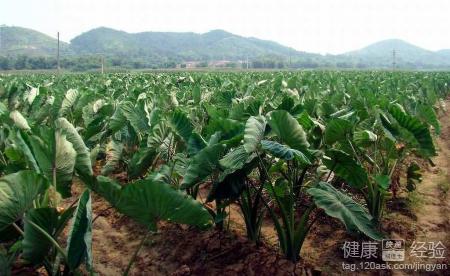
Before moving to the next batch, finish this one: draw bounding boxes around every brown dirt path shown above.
[391,101,450,275]
[418,106,450,246]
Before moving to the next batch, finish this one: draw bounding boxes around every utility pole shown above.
[392,49,396,71]
[246,56,249,70]
[57,32,60,73]
[289,49,292,69]
[101,55,104,74]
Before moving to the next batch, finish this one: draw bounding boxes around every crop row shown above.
[0,71,448,274]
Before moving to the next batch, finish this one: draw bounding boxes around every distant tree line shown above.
[0,54,410,71]
[0,55,181,71]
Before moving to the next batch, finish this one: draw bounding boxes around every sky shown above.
[1,0,450,54]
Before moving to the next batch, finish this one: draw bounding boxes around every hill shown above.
[437,49,450,59]
[69,27,316,61]
[1,25,450,70]
[0,26,71,56]
[338,39,450,69]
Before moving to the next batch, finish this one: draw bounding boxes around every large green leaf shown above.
[181,143,225,189]
[147,122,170,149]
[267,110,309,151]
[0,171,48,231]
[127,148,157,180]
[379,111,399,141]
[55,118,93,183]
[120,101,149,134]
[192,84,201,104]
[406,162,422,192]
[94,176,122,204]
[204,118,244,141]
[22,208,60,264]
[169,109,194,142]
[59,89,79,117]
[187,132,207,156]
[10,131,40,172]
[219,145,256,172]
[96,177,213,231]
[261,140,311,164]
[108,106,127,132]
[101,140,123,175]
[297,111,315,130]
[9,110,31,131]
[66,189,92,271]
[417,104,440,135]
[243,115,266,153]
[0,102,7,116]
[322,149,368,189]
[53,132,77,197]
[388,104,436,157]
[22,206,74,265]
[374,174,390,191]
[353,130,378,147]
[20,127,76,198]
[308,182,383,240]
[324,118,353,145]
[211,147,258,202]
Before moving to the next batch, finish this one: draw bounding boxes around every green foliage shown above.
[406,163,422,192]
[243,115,266,153]
[0,70,448,268]
[181,143,225,189]
[22,208,64,264]
[324,118,352,145]
[322,149,369,189]
[267,110,309,151]
[95,177,213,231]
[66,189,93,271]
[388,104,436,157]
[169,109,194,142]
[0,171,48,231]
[261,140,310,164]
[55,118,94,184]
[308,182,383,240]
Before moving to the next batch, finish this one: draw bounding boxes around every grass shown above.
[407,191,424,211]
[437,179,450,195]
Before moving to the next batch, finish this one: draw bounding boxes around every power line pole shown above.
[101,55,104,74]
[57,32,60,73]
[246,56,249,70]
[392,49,396,71]
[289,49,292,69]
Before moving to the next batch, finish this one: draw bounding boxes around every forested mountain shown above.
[70,27,315,61]
[337,39,450,69]
[0,26,71,56]
[1,25,450,70]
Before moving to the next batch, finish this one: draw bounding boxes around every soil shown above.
[35,101,450,276]
[63,190,317,276]
[390,102,450,275]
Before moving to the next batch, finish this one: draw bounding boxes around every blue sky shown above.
[2,0,450,54]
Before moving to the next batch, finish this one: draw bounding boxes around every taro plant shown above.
[0,171,94,275]
[257,111,382,262]
[0,105,213,275]
[203,110,384,261]
[1,71,449,271]
[319,97,437,225]
[0,105,97,274]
